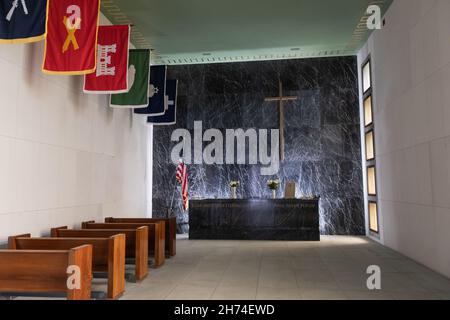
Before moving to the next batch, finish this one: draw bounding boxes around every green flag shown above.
[110,49,150,108]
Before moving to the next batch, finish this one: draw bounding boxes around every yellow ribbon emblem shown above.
[62,16,81,53]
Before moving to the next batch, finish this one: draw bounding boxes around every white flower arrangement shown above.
[267,179,280,190]
[229,181,240,188]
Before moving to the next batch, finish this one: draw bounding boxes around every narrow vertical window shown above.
[363,61,371,93]
[367,166,377,196]
[364,95,373,126]
[365,131,375,161]
[362,56,379,237]
[369,202,379,233]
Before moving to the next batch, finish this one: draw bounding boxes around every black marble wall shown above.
[153,56,364,235]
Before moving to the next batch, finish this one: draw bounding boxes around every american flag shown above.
[176,159,189,211]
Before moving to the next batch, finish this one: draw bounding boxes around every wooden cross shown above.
[264,78,297,161]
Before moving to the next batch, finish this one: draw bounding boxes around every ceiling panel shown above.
[101,0,392,65]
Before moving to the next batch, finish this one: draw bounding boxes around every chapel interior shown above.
[1,0,450,301]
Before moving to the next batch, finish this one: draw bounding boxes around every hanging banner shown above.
[110,49,150,107]
[42,0,101,75]
[148,79,178,125]
[84,25,130,94]
[0,0,46,44]
[134,65,167,116]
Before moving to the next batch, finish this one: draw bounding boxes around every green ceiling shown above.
[101,0,392,65]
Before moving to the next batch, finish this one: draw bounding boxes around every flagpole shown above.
[172,132,188,226]
[167,178,177,218]
[170,160,181,219]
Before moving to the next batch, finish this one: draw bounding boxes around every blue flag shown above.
[148,79,178,125]
[0,0,46,44]
[134,65,167,116]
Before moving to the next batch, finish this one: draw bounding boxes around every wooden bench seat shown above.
[82,221,165,267]
[8,233,125,300]
[51,226,148,281]
[105,217,177,256]
[0,245,92,300]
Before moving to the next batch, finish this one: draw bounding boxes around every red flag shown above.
[176,159,189,211]
[84,25,130,94]
[42,0,100,75]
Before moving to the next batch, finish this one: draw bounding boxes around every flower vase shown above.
[272,189,277,199]
[231,187,237,199]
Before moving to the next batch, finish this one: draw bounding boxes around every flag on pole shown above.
[110,49,150,108]
[84,25,130,94]
[42,0,101,75]
[0,0,46,44]
[134,65,167,116]
[176,159,189,211]
[148,79,178,125]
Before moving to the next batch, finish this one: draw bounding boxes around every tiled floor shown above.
[8,235,450,300]
[116,236,450,300]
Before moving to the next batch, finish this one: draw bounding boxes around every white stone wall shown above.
[358,0,450,278]
[0,22,149,242]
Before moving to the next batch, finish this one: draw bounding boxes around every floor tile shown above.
[300,288,348,300]
[211,286,257,300]
[256,287,302,300]
[165,284,217,300]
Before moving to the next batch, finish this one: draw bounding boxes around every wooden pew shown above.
[51,227,148,281]
[8,233,125,300]
[0,245,92,300]
[82,221,165,267]
[105,217,177,256]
